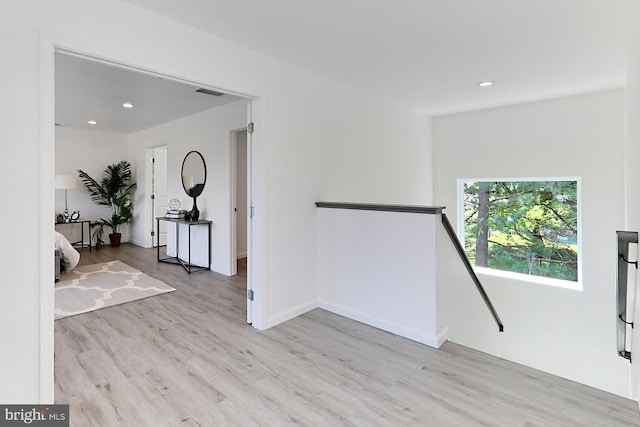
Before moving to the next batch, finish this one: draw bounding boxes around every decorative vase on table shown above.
[190,197,200,221]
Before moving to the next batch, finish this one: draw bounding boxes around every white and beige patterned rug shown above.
[55,260,176,320]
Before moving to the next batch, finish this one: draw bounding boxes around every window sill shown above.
[474,266,582,291]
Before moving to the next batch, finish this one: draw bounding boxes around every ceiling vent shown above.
[195,88,224,96]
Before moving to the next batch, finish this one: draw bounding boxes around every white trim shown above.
[128,238,148,248]
[436,327,451,348]
[318,301,442,348]
[456,176,583,290]
[474,267,582,291]
[263,300,319,330]
[458,175,582,182]
[246,103,254,325]
[248,98,268,329]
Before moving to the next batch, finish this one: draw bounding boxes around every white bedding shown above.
[54,231,80,271]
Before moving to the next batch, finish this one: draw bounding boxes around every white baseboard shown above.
[318,300,441,348]
[237,252,247,259]
[127,238,148,248]
[436,327,450,347]
[263,300,319,329]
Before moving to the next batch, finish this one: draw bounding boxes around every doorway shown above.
[50,48,262,325]
[150,146,168,247]
[231,128,252,323]
[231,129,248,274]
[43,44,264,403]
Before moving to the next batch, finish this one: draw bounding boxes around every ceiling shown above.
[55,53,245,134]
[57,1,635,132]
[120,0,634,115]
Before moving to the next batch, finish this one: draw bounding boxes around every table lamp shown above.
[55,175,78,222]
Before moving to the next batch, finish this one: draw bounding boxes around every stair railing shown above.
[617,230,638,362]
[441,213,504,332]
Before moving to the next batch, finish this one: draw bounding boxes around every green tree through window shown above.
[463,180,579,282]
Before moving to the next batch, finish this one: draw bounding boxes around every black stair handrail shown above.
[441,213,504,332]
[616,230,637,362]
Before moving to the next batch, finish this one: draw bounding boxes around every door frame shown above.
[146,145,168,248]
[41,41,267,401]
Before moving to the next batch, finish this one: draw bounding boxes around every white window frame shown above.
[457,177,583,291]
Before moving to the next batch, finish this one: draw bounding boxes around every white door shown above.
[152,146,168,246]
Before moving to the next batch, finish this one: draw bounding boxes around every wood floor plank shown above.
[54,245,640,426]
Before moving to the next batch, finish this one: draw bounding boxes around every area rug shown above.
[55,260,176,320]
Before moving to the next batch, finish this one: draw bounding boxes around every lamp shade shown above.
[55,175,78,190]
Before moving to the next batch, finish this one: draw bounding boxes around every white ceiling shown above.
[55,53,245,134]
[121,0,635,115]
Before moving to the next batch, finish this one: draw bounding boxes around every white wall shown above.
[433,89,629,396]
[1,7,42,401]
[316,102,433,204]
[128,100,248,274]
[3,0,433,403]
[317,208,440,347]
[55,127,129,244]
[259,77,433,326]
[626,2,640,401]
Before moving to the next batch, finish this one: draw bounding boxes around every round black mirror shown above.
[182,151,206,197]
[181,151,206,220]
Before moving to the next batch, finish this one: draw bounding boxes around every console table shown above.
[156,217,212,273]
[55,219,91,252]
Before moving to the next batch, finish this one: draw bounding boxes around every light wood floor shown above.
[55,244,640,426]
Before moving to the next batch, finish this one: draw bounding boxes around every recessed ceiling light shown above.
[477,81,494,87]
[122,102,134,109]
[88,120,98,125]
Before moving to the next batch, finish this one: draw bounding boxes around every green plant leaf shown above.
[78,160,136,243]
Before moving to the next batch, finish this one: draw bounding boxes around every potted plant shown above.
[78,160,136,248]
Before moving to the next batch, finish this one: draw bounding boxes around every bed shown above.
[55,230,80,274]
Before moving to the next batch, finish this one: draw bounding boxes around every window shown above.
[459,178,580,285]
